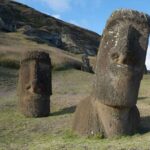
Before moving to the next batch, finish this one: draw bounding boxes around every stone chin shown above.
[21,93,50,117]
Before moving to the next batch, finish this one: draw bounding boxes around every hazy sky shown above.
[15,0,150,69]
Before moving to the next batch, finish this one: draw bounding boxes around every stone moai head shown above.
[95,9,150,107]
[73,9,150,138]
[18,51,52,117]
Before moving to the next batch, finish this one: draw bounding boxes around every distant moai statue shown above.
[73,9,150,137]
[81,53,93,73]
[18,51,52,117]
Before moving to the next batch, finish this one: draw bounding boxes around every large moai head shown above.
[73,9,150,138]
[18,51,52,117]
[95,9,150,107]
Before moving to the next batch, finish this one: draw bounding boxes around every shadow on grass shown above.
[139,116,150,134]
[138,97,148,100]
[51,106,76,116]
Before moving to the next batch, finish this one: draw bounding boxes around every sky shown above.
[15,0,150,69]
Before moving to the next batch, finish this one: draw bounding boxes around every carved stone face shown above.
[21,59,51,96]
[18,51,51,117]
[95,10,150,107]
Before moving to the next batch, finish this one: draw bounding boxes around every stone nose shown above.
[111,50,134,66]
[111,52,126,64]
[117,53,127,65]
[26,79,38,93]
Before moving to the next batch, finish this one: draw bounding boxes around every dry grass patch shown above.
[0,67,150,150]
[0,31,82,70]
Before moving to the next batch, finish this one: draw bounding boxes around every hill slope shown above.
[0,67,150,149]
[0,0,100,55]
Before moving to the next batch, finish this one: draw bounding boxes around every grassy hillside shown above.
[0,31,83,70]
[0,67,150,150]
[0,0,100,55]
[0,0,100,73]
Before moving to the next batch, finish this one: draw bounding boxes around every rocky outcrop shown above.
[81,54,94,73]
[0,17,16,32]
[0,0,100,55]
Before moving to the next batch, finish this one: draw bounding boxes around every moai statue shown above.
[18,51,52,117]
[81,54,93,73]
[73,9,150,137]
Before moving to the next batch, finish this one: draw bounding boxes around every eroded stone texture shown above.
[81,54,94,73]
[73,9,150,137]
[95,11,150,107]
[18,51,52,117]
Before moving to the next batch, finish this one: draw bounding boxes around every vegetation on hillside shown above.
[0,67,150,150]
[0,0,100,54]
[0,31,82,70]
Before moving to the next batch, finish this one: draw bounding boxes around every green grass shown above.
[0,58,20,69]
[0,67,150,150]
[0,31,82,70]
[0,51,20,69]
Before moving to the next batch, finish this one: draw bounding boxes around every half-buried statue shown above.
[18,51,52,117]
[73,9,150,137]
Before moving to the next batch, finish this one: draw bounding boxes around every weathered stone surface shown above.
[95,9,150,107]
[94,101,140,137]
[0,17,4,28]
[25,28,62,47]
[81,54,94,73]
[73,98,103,136]
[0,17,16,32]
[18,51,52,117]
[73,98,140,137]
[73,9,150,137]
